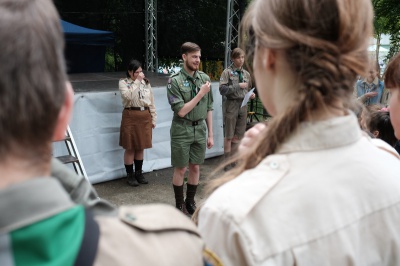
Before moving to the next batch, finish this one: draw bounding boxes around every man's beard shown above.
[185,62,198,72]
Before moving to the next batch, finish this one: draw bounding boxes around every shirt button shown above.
[269,162,279,169]
[125,213,136,221]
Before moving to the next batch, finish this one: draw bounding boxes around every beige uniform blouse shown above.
[119,78,157,125]
[198,113,400,265]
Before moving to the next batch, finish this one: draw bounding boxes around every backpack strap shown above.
[74,209,100,266]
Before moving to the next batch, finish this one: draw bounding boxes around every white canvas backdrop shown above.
[53,82,224,184]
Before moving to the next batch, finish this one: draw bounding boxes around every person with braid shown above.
[195,0,400,264]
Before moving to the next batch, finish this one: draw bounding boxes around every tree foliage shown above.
[373,0,400,60]
[54,0,230,72]
[55,0,145,71]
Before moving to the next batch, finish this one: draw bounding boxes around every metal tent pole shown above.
[224,0,241,68]
[145,0,158,72]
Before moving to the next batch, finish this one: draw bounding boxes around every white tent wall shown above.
[53,82,224,184]
[370,34,392,63]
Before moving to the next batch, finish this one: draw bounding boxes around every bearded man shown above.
[167,42,214,214]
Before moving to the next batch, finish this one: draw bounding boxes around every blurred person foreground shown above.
[0,0,220,265]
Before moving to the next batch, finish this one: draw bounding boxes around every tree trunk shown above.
[376,33,381,64]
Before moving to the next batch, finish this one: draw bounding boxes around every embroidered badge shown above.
[167,77,173,89]
[168,95,177,104]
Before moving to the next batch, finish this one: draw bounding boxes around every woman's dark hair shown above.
[125,59,149,84]
[126,59,142,78]
[368,111,397,147]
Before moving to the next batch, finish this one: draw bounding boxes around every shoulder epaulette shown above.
[198,71,211,79]
[170,72,179,78]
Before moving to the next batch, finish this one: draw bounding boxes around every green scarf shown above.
[235,70,243,82]
[187,76,198,98]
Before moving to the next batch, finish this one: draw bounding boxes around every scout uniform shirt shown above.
[1,177,215,266]
[119,77,157,125]
[219,65,252,100]
[167,68,213,122]
[199,113,400,265]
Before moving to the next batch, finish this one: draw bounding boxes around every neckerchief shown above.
[187,76,199,99]
[235,69,243,82]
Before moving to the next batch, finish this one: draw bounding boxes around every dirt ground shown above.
[93,155,223,208]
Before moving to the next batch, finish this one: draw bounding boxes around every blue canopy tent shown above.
[61,20,115,73]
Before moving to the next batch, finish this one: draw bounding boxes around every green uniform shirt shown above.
[219,66,252,100]
[167,68,213,121]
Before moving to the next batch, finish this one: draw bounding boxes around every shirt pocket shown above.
[179,86,192,103]
[230,75,239,85]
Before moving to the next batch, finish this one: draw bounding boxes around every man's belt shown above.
[125,107,149,111]
[173,118,204,126]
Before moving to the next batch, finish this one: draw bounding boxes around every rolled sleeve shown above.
[167,79,185,113]
[198,206,248,265]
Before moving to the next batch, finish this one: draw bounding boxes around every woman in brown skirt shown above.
[119,59,156,186]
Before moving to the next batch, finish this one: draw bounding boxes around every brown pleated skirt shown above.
[119,109,152,150]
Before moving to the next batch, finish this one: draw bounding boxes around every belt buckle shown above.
[193,121,198,126]
[140,107,145,111]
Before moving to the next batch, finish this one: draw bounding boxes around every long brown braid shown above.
[192,0,373,222]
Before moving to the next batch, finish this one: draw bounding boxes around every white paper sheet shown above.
[241,88,255,108]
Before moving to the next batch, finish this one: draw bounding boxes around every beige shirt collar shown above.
[278,112,362,154]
